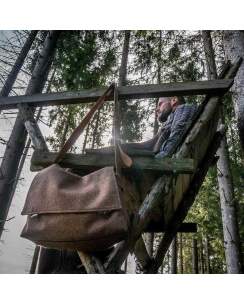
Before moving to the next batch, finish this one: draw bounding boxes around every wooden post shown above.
[170,237,178,274]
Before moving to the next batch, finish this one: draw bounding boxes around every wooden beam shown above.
[145,222,197,233]
[30,150,195,175]
[0,79,233,110]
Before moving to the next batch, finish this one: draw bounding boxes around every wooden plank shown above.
[145,222,197,233]
[30,150,195,174]
[0,79,233,110]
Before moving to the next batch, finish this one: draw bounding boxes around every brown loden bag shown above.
[21,84,130,252]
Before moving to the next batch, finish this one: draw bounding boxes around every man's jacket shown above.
[154,103,198,157]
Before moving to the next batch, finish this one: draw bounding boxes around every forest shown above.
[0,30,244,274]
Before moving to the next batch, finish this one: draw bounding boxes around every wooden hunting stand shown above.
[0,57,242,274]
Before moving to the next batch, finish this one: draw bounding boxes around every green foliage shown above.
[46,30,119,151]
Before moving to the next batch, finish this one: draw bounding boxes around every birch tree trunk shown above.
[223,31,244,154]
[217,137,243,273]
[202,30,242,273]
[0,31,61,238]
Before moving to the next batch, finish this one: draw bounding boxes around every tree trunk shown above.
[0,31,61,238]
[199,237,205,274]
[91,109,101,149]
[204,236,211,273]
[223,31,244,154]
[170,236,177,274]
[82,121,90,153]
[153,30,162,135]
[118,30,130,142]
[0,31,38,98]
[28,71,56,274]
[179,233,184,274]
[60,112,71,148]
[192,237,198,274]
[117,31,136,273]
[217,136,243,273]
[118,31,130,87]
[202,31,218,79]
[146,31,163,257]
[167,249,170,273]
[202,30,243,273]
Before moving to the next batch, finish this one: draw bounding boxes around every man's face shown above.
[156,98,172,123]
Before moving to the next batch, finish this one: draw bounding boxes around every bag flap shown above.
[22,165,122,215]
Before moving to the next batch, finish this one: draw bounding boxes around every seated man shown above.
[98,95,198,158]
[126,96,198,157]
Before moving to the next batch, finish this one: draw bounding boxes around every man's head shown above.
[156,96,185,123]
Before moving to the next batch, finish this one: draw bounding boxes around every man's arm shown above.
[155,104,198,158]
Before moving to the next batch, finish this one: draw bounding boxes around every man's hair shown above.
[158,96,185,104]
[175,96,185,104]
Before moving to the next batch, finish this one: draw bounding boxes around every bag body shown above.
[21,165,129,252]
